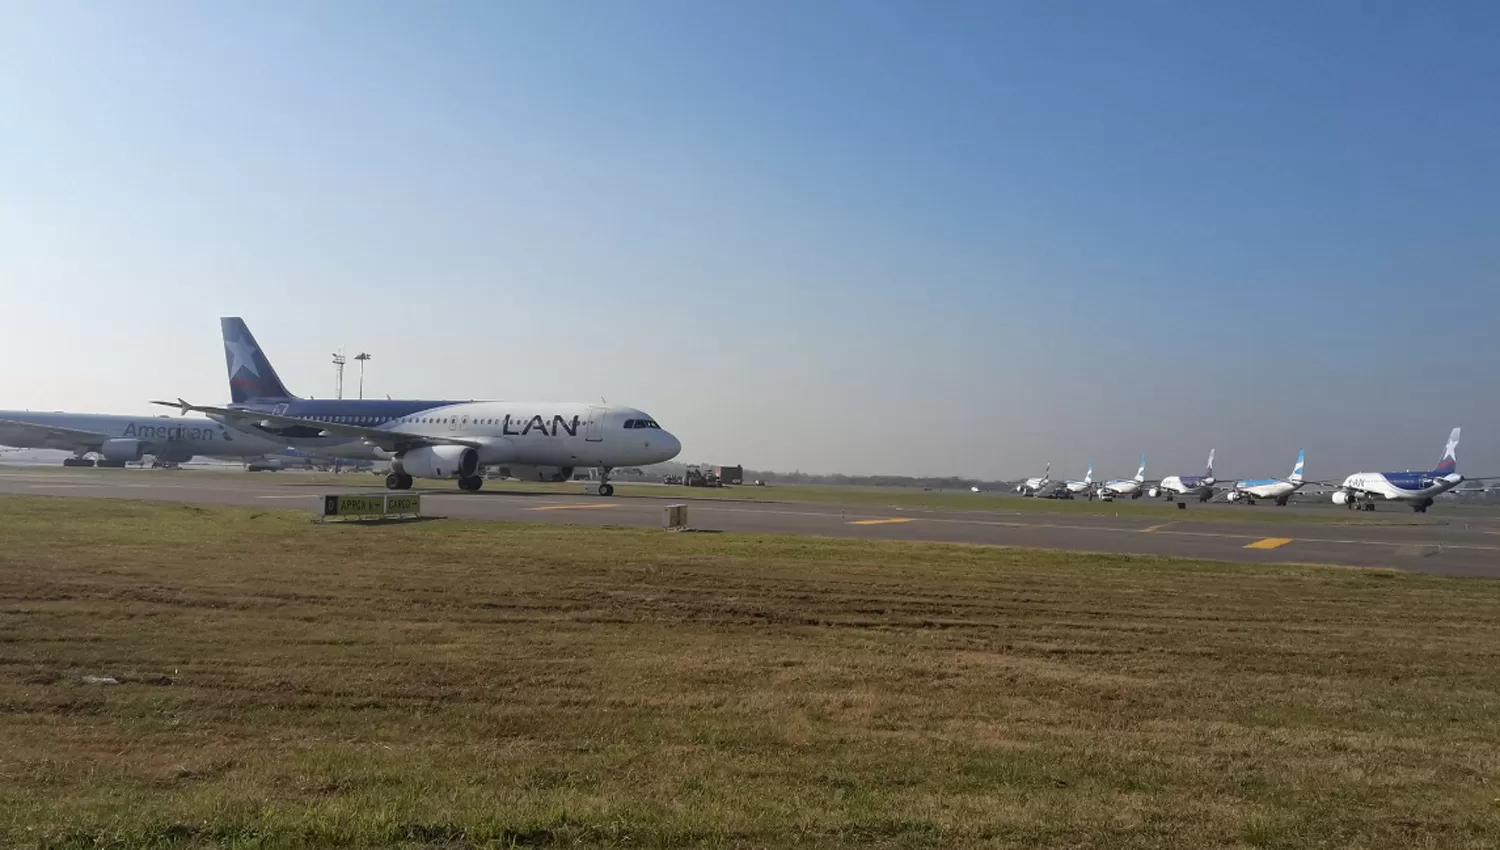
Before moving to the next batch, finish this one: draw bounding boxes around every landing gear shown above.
[1199,491,1213,503]
[62,456,94,468]
[458,475,483,492]
[95,460,127,469]
[1275,495,1289,507]
[1412,499,1433,514]
[385,472,414,491]
[597,467,614,497]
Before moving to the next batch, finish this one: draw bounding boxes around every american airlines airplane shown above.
[156,318,682,495]
[1095,456,1147,499]
[0,411,287,467]
[1151,449,1216,503]
[1224,450,1306,506]
[1014,462,1051,496]
[1331,428,1469,513]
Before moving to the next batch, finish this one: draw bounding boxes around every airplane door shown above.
[453,414,467,432]
[585,407,604,442]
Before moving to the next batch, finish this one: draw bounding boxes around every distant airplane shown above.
[156,317,682,495]
[0,412,286,467]
[1061,462,1094,495]
[1152,449,1217,503]
[1096,455,1147,499]
[1331,428,1479,513]
[1224,450,1307,506]
[1014,462,1051,496]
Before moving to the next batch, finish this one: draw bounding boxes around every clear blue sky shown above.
[1,1,1497,478]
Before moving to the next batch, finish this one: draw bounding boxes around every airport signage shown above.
[321,492,421,522]
[663,503,688,531]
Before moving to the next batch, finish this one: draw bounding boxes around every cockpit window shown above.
[624,419,637,429]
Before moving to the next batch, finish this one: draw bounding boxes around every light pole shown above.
[332,351,346,399]
[354,352,372,399]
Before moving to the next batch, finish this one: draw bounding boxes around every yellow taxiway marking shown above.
[528,503,619,511]
[850,517,916,526]
[1141,523,1174,533]
[1244,537,1295,550]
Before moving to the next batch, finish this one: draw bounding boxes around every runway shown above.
[6,466,1500,578]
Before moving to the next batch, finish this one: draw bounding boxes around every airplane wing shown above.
[150,399,485,453]
[0,417,107,452]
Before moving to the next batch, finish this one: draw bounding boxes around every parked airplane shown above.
[1062,462,1094,495]
[1224,450,1306,506]
[1331,428,1468,513]
[155,318,682,494]
[1096,456,1147,499]
[1015,462,1051,496]
[0,411,286,467]
[1150,449,1216,503]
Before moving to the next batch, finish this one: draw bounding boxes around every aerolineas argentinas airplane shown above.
[154,318,682,495]
[1062,462,1093,495]
[1015,462,1051,496]
[1331,428,1469,513]
[1224,450,1306,506]
[1150,449,1216,503]
[1096,456,1147,499]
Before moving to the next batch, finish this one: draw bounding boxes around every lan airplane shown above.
[1331,428,1470,513]
[0,411,287,467]
[1014,462,1051,496]
[1096,455,1147,499]
[156,318,681,495]
[1151,449,1217,503]
[1224,450,1306,506]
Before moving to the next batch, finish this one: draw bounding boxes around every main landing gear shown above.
[1411,499,1433,514]
[385,472,414,491]
[597,467,615,497]
[62,456,94,468]
[458,475,483,492]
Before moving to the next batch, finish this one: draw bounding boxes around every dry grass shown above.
[1,495,1499,849]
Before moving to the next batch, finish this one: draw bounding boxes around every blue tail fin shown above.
[1205,448,1215,478]
[1433,427,1460,476]
[1290,449,1305,483]
[221,317,297,404]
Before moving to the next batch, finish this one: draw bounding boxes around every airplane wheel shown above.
[458,475,482,492]
[385,473,403,491]
[1276,496,1288,506]
[598,483,614,497]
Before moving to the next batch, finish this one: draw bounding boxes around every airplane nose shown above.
[658,431,682,461]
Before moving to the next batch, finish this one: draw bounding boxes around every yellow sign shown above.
[321,493,421,520]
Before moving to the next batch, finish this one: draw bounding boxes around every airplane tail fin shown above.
[1043,462,1050,480]
[1084,462,1093,485]
[1433,427,1460,476]
[221,317,297,404]
[1134,454,1146,482]
[1206,448,1215,478]
[1290,449,1305,483]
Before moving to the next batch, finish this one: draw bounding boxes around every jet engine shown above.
[394,445,479,480]
[1148,487,1160,498]
[99,438,144,463]
[504,465,575,482]
[1226,491,1241,502]
[1331,491,1350,505]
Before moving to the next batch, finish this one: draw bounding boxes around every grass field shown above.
[3,496,1500,848]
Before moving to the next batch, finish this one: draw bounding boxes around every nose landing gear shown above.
[597,466,614,497]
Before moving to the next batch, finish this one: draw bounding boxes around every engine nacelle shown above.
[394,445,479,480]
[1226,491,1241,502]
[1331,491,1350,505]
[99,438,144,462]
[503,465,575,482]
[1148,487,1160,498]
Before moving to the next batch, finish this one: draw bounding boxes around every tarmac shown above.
[6,465,1500,578]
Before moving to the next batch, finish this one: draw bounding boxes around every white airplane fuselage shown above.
[1336,472,1463,503]
[0,411,285,462]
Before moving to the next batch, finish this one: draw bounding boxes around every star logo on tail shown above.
[225,337,260,377]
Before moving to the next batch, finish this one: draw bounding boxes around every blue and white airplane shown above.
[1096,455,1147,499]
[1061,462,1094,495]
[157,318,682,495]
[1015,462,1051,496]
[1223,450,1306,506]
[1151,449,1217,503]
[1331,428,1469,513]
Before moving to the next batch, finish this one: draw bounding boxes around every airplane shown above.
[154,317,682,495]
[0,411,288,467]
[1014,462,1051,496]
[1061,462,1094,495]
[1095,455,1147,499]
[1150,449,1217,503]
[1331,428,1471,513]
[1223,450,1306,506]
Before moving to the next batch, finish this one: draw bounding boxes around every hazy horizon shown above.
[2,1,1497,480]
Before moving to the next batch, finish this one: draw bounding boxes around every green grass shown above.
[3,495,1500,848]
